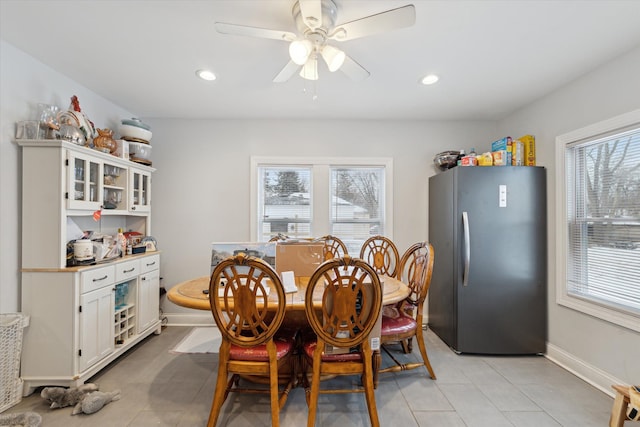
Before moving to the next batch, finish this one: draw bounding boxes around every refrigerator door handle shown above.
[462,211,470,286]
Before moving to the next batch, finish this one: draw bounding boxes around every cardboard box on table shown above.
[274,241,324,278]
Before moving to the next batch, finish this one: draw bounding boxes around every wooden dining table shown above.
[167,274,410,313]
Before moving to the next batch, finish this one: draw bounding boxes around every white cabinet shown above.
[138,254,160,333]
[68,150,102,210]
[129,167,151,212]
[80,285,114,372]
[17,140,161,395]
[17,140,155,269]
[20,254,162,395]
[79,267,117,371]
[103,161,128,212]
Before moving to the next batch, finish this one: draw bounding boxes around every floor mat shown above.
[170,327,221,354]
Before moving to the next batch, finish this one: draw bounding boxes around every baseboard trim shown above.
[165,312,214,327]
[545,342,624,398]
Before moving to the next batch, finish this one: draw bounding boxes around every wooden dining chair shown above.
[377,242,436,385]
[318,234,349,260]
[207,253,296,427]
[302,255,383,427]
[359,235,400,277]
[269,233,289,242]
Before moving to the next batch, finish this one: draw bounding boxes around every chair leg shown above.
[400,338,410,354]
[373,351,381,389]
[609,386,629,427]
[415,328,436,380]
[207,362,230,427]
[363,349,380,427]
[279,360,295,409]
[265,341,280,426]
[270,362,280,426]
[307,345,323,427]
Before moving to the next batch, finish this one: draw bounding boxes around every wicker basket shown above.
[0,313,29,413]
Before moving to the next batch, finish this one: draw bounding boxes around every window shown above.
[330,167,385,253]
[556,110,640,331]
[251,157,392,252]
[257,166,312,239]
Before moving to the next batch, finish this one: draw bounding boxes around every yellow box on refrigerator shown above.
[519,135,536,166]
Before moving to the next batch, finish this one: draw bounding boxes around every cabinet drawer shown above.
[81,266,115,294]
[115,259,140,283]
[140,254,160,274]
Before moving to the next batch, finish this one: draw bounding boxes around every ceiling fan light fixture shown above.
[289,39,313,65]
[321,44,345,72]
[196,69,217,81]
[300,56,318,80]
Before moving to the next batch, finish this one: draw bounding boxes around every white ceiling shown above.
[2,0,640,121]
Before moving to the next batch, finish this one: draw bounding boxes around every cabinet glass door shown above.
[68,152,102,210]
[103,162,127,212]
[129,168,151,212]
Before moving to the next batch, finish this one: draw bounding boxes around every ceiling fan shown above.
[215,0,415,82]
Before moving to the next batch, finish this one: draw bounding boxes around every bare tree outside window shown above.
[586,136,640,219]
[334,169,380,217]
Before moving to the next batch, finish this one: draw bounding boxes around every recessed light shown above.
[421,74,439,85]
[196,69,216,81]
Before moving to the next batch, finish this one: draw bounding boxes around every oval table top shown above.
[167,274,410,311]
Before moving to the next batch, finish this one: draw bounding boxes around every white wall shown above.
[146,118,497,320]
[497,46,640,389]
[0,40,135,312]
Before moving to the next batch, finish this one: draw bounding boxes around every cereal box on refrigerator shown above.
[491,137,512,165]
[518,135,536,166]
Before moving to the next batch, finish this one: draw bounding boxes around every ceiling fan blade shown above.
[298,0,322,30]
[215,22,296,42]
[330,4,416,41]
[273,60,302,83]
[339,55,370,81]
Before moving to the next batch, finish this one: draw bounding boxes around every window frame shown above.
[250,156,393,244]
[555,109,640,332]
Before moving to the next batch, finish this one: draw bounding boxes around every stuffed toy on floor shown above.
[40,384,120,415]
[40,383,98,409]
[71,390,121,415]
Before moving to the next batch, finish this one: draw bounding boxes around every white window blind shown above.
[330,167,385,254]
[566,127,640,314]
[257,166,312,241]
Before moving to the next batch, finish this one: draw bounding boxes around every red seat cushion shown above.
[381,312,417,336]
[302,340,363,362]
[229,334,295,362]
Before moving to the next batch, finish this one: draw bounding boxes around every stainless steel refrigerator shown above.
[428,166,547,354]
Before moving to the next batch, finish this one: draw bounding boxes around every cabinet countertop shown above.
[21,251,161,273]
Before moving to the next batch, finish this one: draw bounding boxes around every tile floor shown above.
[7,326,620,427]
